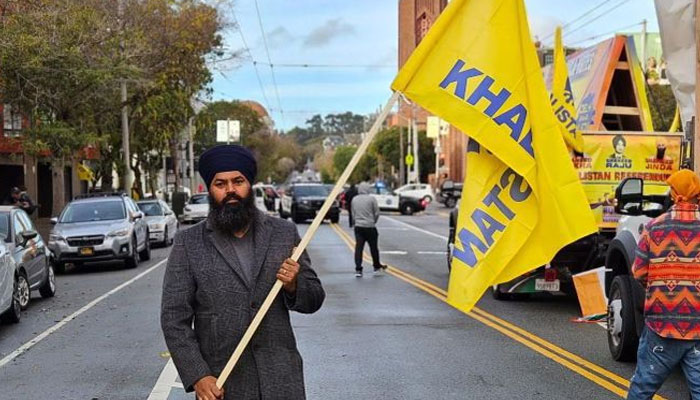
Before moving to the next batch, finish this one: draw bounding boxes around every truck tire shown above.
[607,275,639,362]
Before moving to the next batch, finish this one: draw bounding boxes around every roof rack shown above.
[73,191,128,200]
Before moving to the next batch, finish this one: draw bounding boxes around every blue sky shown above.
[210,0,660,131]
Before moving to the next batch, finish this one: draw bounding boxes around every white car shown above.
[137,200,179,247]
[181,194,209,224]
[394,183,435,202]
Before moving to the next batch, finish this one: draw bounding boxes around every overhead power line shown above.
[228,8,272,114]
[252,61,396,69]
[540,0,612,42]
[559,0,633,42]
[568,21,644,46]
[253,0,285,128]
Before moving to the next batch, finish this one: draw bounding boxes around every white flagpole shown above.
[216,91,400,389]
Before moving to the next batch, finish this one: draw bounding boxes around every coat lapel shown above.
[206,219,251,290]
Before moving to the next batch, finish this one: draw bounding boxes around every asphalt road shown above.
[0,204,691,399]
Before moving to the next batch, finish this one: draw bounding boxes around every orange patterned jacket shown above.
[633,202,700,340]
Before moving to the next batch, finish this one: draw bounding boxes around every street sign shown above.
[405,153,414,166]
[427,116,440,138]
[216,120,240,143]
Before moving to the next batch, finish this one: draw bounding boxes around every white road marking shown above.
[382,216,448,242]
[417,251,448,255]
[381,251,408,255]
[0,259,167,369]
[148,358,181,400]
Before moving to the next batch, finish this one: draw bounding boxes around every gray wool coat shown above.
[160,210,325,400]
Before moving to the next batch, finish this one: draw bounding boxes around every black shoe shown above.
[355,270,363,278]
[373,265,387,274]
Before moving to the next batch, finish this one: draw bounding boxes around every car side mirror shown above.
[615,178,644,215]
[164,210,173,216]
[19,230,38,246]
[131,211,144,221]
[50,217,58,225]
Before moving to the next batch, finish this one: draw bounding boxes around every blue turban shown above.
[198,144,257,188]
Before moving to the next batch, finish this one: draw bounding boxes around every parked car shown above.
[48,192,150,271]
[137,200,178,247]
[181,193,210,224]
[253,184,281,213]
[369,184,427,216]
[604,178,669,361]
[0,240,21,323]
[0,206,55,310]
[279,183,340,223]
[438,180,463,208]
[394,183,435,203]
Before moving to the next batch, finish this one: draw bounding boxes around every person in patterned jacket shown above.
[628,169,700,399]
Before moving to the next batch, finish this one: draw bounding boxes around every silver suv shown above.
[48,193,151,272]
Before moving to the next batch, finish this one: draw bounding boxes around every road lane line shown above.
[0,258,167,369]
[381,251,408,255]
[329,224,665,400]
[382,216,448,242]
[147,358,180,400]
[416,251,447,255]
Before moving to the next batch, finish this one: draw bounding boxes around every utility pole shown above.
[399,126,405,186]
[641,19,647,72]
[119,0,132,192]
[412,105,420,183]
[407,113,413,183]
[188,116,195,194]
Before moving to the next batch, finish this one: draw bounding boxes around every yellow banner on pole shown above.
[551,26,584,153]
[391,0,596,311]
[77,162,94,182]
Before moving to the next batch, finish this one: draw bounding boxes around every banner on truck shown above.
[575,132,683,228]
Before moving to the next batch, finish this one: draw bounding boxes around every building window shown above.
[3,104,22,137]
[544,53,554,66]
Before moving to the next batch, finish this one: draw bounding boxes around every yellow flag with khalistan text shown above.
[551,26,584,153]
[391,0,597,312]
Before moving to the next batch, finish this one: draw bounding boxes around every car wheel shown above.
[17,272,30,310]
[166,227,174,246]
[607,275,639,362]
[39,262,56,298]
[423,195,433,203]
[1,275,21,324]
[445,197,457,208]
[292,208,304,224]
[125,237,138,269]
[330,214,340,224]
[400,203,415,215]
[139,233,151,261]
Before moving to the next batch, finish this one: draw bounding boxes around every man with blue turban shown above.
[161,144,325,400]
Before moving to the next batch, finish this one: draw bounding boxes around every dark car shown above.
[280,183,341,224]
[438,180,463,208]
[0,206,56,311]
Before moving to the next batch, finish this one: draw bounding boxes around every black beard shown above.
[209,191,256,236]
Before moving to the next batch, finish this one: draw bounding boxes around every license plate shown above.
[535,279,560,292]
[79,247,94,256]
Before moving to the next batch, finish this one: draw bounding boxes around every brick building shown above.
[395,0,467,184]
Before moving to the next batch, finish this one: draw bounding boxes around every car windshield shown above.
[0,212,8,240]
[138,202,163,216]
[189,195,208,204]
[60,201,126,223]
[295,186,328,197]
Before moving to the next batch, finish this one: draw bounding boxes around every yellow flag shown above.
[551,26,584,153]
[391,0,597,312]
[77,162,94,181]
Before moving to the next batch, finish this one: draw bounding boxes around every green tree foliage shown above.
[195,101,265,155]
[647,84,678,132]
[332,145,376,183]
